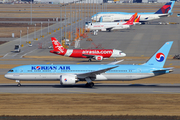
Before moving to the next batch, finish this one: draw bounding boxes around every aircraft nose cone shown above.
[122,53,126,57]
[4,73,10,79]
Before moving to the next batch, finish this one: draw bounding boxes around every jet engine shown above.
[94,56,103,61]
[60,75,78,85]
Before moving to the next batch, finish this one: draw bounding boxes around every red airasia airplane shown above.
[50,37,126,61]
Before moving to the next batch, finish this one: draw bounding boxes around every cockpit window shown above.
[8,70,14,72]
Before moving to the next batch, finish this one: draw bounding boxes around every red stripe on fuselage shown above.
[69,49,113,58]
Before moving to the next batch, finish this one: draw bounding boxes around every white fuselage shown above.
[92,13,168,22]
[85,22,130,31]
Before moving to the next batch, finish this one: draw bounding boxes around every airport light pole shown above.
[41,22,43,37]
[96,0,97,22]
[88,0,89,20]
[101,2,103,12]
[60,5,62,44]
[31,0,32,25]
[93,0,94,19]
[48,19,49,34]
[20,30,22,46]
[81,0,83,30]
[70,3,72,41]
[75,1,77,34]
[79,2,80,39]
[34,24,36,40]
[84,0,86,24]
[27,27,29,43]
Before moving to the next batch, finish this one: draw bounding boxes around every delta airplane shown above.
[5,41,173,87]
[86,13,137,33]
[50,37,126,61]
[91,1,175,23]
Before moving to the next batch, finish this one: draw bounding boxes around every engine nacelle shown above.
[95,56,103,61]
[60,75,78,85]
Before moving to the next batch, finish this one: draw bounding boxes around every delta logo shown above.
[155,53,165,62]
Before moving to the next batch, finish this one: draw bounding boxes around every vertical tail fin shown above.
[99,16,103,22]
[134,15,140,23]
[123,13,137,25]
[155,1,175,14]
[143,41,173,68]
[51,37,67,54]
[133,13,138,22]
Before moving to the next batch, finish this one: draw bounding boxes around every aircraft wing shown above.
[77,66,118,78]
[104,27,114,31]
[159,14,169,17]
[82,54,95,58]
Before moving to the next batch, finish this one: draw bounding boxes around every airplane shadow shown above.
[0,84,180,89]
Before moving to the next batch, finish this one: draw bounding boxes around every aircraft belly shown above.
[95,73,154,81]
[7,73,60,81]
[7,73,154,81]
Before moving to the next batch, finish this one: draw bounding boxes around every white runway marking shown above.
[2,52,10,58]
[20,49,37,58]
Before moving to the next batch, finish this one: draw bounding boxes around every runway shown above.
[0,83,180,94]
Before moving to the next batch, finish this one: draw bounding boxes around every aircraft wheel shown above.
[89,82,94,88]
[85,82,94,88]
[17,83,21,87]
[88,59,92,62]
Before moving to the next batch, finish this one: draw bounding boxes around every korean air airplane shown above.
[91,1,175,23]
[5,41,173,87]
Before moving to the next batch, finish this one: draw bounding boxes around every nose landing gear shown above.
[16,80,21,87]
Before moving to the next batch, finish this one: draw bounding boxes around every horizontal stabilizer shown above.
[152,67,174,72]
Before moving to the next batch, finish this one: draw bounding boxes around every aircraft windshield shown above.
[8,70,14,72]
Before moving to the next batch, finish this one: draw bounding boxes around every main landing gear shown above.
[88,58,92,62]
[85,82,94,88]
[16,80,21,87]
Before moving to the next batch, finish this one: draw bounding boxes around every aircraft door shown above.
[137,68,141,73]
[19,68,23,73]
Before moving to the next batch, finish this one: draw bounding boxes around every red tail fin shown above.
[133,13,138,22]
[135,15,140,22]
[51,37,66,54]
[123,13,137,25]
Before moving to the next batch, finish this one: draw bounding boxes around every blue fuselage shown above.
[5,64,170,81]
